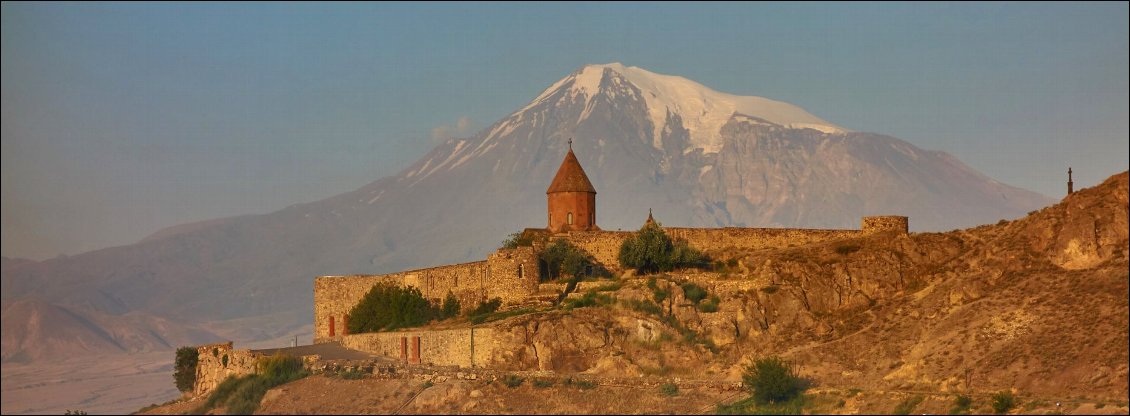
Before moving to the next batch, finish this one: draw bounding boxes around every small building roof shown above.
[547,148,597,194]
[644,208,656,226]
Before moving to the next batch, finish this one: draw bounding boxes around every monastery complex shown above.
[312,144,908,343]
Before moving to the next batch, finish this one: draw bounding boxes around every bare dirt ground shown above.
[255,375,736,415]
[139,374,1129,415]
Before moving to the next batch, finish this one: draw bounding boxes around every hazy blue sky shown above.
[3,2,1127,259]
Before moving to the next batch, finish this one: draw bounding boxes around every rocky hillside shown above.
[142,172,1127,415]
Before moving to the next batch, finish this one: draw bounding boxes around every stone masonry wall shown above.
[315,274,408,343]
[314,217,908,344]
[861,215,909,235]
[561,227,864,271]
[484,247,540,303]
[339,327,496,368]
[561,231,633,270]
[193,342,257,396]
[315,248,539,343]
[664,227,862,252]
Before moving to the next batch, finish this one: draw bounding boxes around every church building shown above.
[546,141,599,233]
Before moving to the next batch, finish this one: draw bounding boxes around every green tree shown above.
[540,239,603,280]
[347,283,439,333]
[441,292,461,319]
[500,231,536,249]
[618,223,708,274]
[174,346,199,393]
[742,356,806,405]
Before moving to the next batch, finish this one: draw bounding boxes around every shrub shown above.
[470,306,535,324]
[470,297,502,317]
[618,223,708,274]
[533,378,554,388]
[716,395,806,415]
[500,231,536,249]
[681,282,708,304]
[441,292,461,319]
[659,382,679,396]
[648,278,670,304]
[223,376,271,415]
[991,391,1016,414]
[562,291,614,310]
[699,295,720,313]
[951,394,973,414]
[503,374,525,388]
[573,379,596,389]
[195,354,307,415]
[742,356,806,405]
[347,283,439,333]
[835,244,861,255]
[257,354,307,386]
[590,280,623,292]
[893,395,924,415]
[174,346,198,393]
[467,296,503,325]
[622,298,662,316]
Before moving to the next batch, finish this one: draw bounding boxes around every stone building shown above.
[312,143,909,343]
[546,141,599,233]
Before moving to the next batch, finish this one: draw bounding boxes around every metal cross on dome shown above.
[568,138,572,149]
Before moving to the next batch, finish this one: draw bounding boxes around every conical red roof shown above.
[546,148,596,194]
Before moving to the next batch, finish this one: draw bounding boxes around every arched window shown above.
[517,264,524,279]
[567,212,573,225]
[590,212,594,225]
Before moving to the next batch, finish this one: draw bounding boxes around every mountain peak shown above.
[525,63,846,153]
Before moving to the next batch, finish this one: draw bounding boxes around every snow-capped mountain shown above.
[519,62,844,152]
[1,63,1054,359]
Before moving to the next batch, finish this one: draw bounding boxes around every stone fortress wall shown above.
[861,215,909,235]
[314,216,908,343]
[193,342,258,396]
[339,327,496,368]
[315,247,538,343]
[560,216,908,269]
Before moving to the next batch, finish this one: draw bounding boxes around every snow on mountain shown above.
[522,63,845,153]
